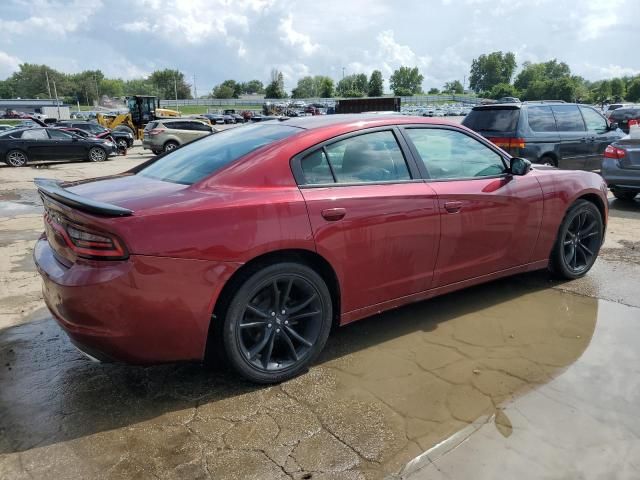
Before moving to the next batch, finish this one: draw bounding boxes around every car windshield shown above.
[462,107,519,132]
[138,123,302,185]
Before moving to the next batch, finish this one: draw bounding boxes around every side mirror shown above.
[609,122,619,131]
[510,157,532,175]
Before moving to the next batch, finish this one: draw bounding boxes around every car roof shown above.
[278,114,459,129]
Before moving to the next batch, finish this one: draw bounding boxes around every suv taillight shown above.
[604,145,626,159]
[487,137,526,150]
[629,119,639,129]
[45,213,128,260]
[147,128,165,136]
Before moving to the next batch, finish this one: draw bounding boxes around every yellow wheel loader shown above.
[96,96,180,140]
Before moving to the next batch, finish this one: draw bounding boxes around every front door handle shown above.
[321,207,346,221]
[443,201,462,214]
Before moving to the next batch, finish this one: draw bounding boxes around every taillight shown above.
[487,137,526,149]
[45,213,128,260]
[629,119,639,129]
[604,145,626,159]
[147,128,165,136]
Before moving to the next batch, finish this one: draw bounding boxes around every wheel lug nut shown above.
[276,328,280,333]
[267,324,272,328]
[271,312,276,316]
[284,320,288,325]
[281,310,286,314]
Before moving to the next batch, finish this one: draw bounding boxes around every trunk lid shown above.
[616,139,640,170]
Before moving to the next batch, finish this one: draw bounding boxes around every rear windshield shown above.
[138,123,301,185]
[610,108,640,121]
[462,108,519,132]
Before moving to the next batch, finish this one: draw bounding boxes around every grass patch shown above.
[0,119,22,125]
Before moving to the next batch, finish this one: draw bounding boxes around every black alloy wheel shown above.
[550,200,603,279]
[222,263,332,383]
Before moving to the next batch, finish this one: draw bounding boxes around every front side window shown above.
[48,129,74,139]
[139,123,301,185]
[551,105,585,132]
[22,129,49,140]
[579,106,608,133]
[324,130,410,183]
[406,128,506,179]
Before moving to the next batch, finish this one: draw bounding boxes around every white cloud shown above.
[278,14,319,56]
[0,0,102,36]
[0,51,21,78]
[579,0,624,40]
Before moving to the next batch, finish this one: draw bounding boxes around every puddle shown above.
[1,276,636,479]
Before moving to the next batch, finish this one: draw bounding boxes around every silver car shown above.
[143,119,215,154]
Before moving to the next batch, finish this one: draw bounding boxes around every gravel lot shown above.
[1,141,640,480]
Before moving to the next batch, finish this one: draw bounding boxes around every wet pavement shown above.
[1,155,640,479]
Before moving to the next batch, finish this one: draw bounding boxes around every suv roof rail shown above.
[522,100,567,104]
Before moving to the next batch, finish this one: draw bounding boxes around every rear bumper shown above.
[602,158,640,189]
[34,237,239,364]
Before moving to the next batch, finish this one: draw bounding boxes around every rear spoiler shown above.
[34,178,133,217]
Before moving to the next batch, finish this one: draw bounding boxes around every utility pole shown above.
[93,75,99,105]
[342,67,345,80]
[52,80,61,119]
[193,74,197,99]
[174,75,179,113]
[45,70,52,98]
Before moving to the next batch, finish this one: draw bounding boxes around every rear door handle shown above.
[443,201,462,214]
[321,207,346,221]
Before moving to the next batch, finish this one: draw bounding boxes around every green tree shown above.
[99,78,125,98]
[291,75,335,98]
[317,76,334,98]
[336,74,368,97]
[148,69,192,99]
[427,87,439,94]
[0,80,16,98]
[264,69,287,99]
[593,80,612,103]
[368,70,384,96]
[489,82,519,99]
[610,78,625,100]
[389,66,424,96]
[469,51,516,93]
[123,78,158,97]
[212,84,235,99]
[514,60,571,93]
[443,80,464,94]
[626,78,640,102]
[241,79,264,94]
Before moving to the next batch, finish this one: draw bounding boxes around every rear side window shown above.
[22,129,48,140]
[610,108,640,122]
[551,105,585,132]
[138,124,301,185]
[325,131,410,184]
[163,121,184,130]
[579,107,608,133]
[462,108,519,132]
[48,129,73,139]
[526,106,557,132]
[189,122,212,132]
[300,150,334,184]
[145,121,158,130]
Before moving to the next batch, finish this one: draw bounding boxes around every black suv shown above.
[608,106,640,134]
[462,102,624,170]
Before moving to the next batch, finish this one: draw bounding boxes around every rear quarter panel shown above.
[531,169,608,262]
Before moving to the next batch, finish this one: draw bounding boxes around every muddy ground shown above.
[1,147,639,479]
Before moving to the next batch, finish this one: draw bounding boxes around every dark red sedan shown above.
[34,115,608,383]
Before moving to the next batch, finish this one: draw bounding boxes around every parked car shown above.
[142,119,216,154]
[33,115,607,383]
[462,102,624,170]
[602,136,640,201]
[607,106,640,134]
[55,121,134,150]
[203,113,225,125]
[497,97,521,103]
[1,127,115,166]
[223,114,235,124]
[604,103,634,118]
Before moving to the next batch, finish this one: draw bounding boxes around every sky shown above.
[0,0,639,95]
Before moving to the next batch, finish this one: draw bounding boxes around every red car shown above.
[34,116,608,383]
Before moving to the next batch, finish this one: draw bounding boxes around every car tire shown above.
[116,139,128,151]
[163,141,179,152]
[549,200,603,280]
[88,147,107,162]
[220,262,333,384]
[5,149,28,167]
[612,188,638,201]
[540,155,558,167]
